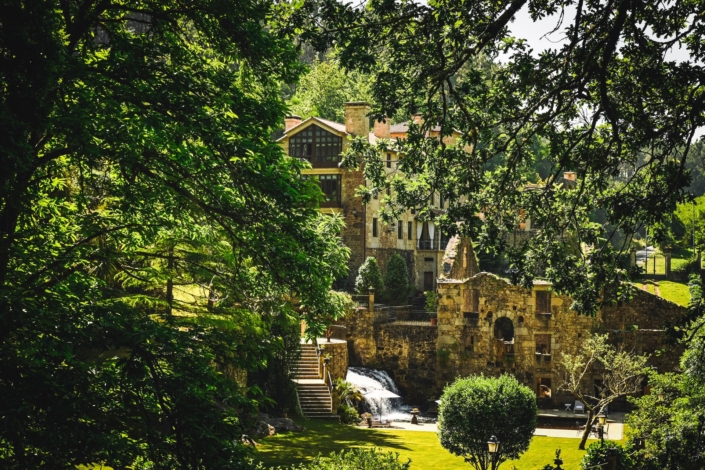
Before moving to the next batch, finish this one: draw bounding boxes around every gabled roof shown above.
[276,116,349,142]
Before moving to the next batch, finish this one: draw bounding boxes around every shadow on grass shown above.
[255,419,414,466]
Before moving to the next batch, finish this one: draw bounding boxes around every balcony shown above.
[417,237,451,251]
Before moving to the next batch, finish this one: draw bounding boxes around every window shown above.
[466,288,480,313]
[440,196,444,209]
[398,221,403,239]
[537,378,552,397]
[536,291,551,314]
[289,124,342,168]
[464,335,474,352]
[408,221,413,240]
[386,153,392,168]
[535,334,551,355]
[316,174,341,207]
[430,193,435,206]
[372,218,378,237]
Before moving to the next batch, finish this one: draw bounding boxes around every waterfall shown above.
[346,367,401,420]
[346,367,435,422]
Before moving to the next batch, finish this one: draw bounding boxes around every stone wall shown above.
[374,323,438,404]
[436,274,597,402]
[320,339,348,383]
[342,269,688,409]
[342,307,377,366]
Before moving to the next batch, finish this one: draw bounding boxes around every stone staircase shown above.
[293,342,337,419]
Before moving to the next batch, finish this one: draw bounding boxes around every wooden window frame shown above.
[536,291,552,314]
[288,124,342,168]
[316,174,341,208]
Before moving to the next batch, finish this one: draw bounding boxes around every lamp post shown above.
[597,412,607,445]
[488,435,499,470]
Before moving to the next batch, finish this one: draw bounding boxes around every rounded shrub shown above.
[337,404,361,425]
[438,374,537,469]
[355,256,384,295]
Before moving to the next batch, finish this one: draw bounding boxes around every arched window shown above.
[289,124,342,168]
[494,317,514,342]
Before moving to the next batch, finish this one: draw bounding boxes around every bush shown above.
[261,448,411,470]
[424,291,438,311]
[438,374,537,469]
[384,253,411,305]
[673,256,700,276]
[355,257,384,295]
[580,441,634,470]
[337,404,361,425]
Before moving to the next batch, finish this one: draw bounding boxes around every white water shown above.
[346,367,435,422]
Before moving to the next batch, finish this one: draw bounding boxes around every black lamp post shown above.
[487,435,499,470]
[597,412,607,444]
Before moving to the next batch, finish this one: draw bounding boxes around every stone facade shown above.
[342,237,688,408]
[277,103,453,291]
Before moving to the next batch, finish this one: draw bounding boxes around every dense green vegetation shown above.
[3,0,705,468]
[0,2,349,468]
[327,0,705,315]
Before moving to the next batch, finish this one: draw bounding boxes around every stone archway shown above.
[494,317,515,342]
[493,317,515,358]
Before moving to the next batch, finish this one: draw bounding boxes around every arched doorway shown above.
[494,317,515,355]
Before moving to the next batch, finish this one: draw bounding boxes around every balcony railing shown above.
[417,237,451,251]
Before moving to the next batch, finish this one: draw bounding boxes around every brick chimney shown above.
[344,102,370,136]
[285,115,302,131]
[412,113,423,125]
[563,171,577,182]
[373,117,390,139]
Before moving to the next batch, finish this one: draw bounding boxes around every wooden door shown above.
[424,271,434,292]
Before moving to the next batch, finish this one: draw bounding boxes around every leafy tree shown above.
[626,276,705,469]
[0,1,349,468]
[580,442,634,470]
[323,0,705,314]
[674,195,705,249]
[558,334,650,450]
[288,55,374,122]
[384,253,411,305]
[438,375,537,470]
[355,256,384,295]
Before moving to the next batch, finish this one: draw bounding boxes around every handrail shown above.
[294,387,305,418]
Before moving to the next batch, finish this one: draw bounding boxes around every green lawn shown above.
[255,419,603,470]
[657,281,691,307]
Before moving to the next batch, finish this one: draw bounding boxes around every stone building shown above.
[342,236,688,407]
[277,102,462,292]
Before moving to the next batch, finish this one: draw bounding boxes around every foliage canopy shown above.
[318,0,705,314]
[0,1,348,468]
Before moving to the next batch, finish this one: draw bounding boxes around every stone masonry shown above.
[343,236,688,409]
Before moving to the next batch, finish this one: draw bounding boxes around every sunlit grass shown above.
[255,419,609,470]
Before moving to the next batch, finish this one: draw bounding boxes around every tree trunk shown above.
[166,244,174,318]
[579,410,595,450]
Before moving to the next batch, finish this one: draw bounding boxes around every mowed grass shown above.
[255,419,602,470]
[631,280,690,307]
[657,281,691,307]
